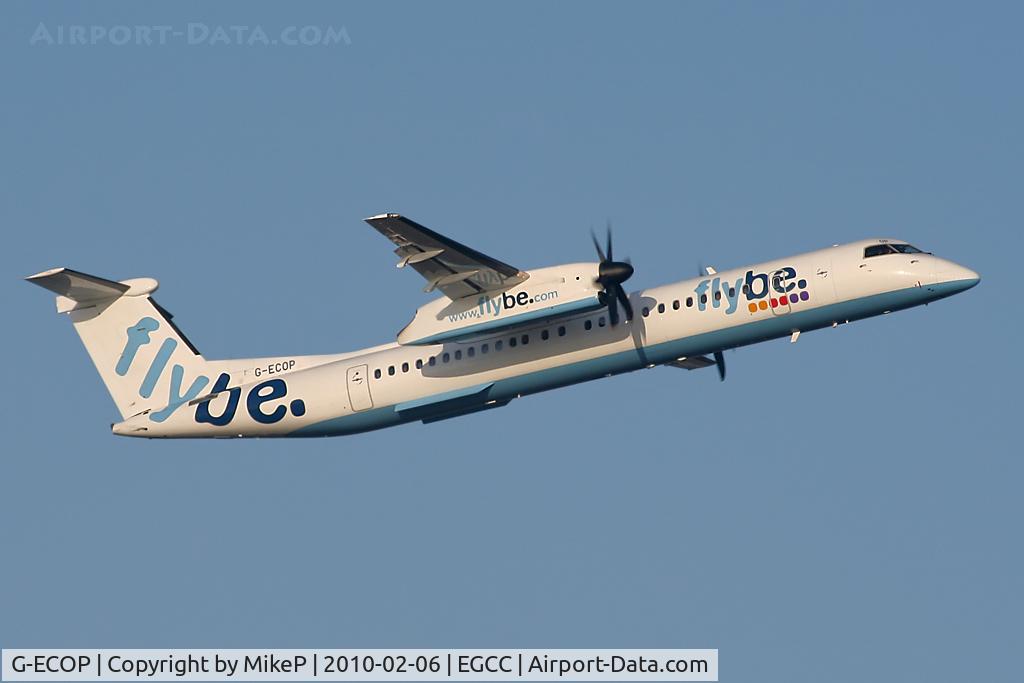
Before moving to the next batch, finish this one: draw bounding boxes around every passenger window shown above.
[428,356,436,367]
[509,336,517,347]
[657,303,666,313]
[454,350,462,360]
[729,287,736,297]
[700,294,707,304]
[686,297,693,307]
[585,319,593,330]
[558,326,566,336]
[388,366,395,376]
[714,291,721,301]
[495,340,503,351]
[415,359,423,370]
[642,307,650,317]
[402,362,409,373]
[521,334,529,345]
[598,316,606,327]
[374,368,381,379]
[541,329,550,341]
[481,343,489,353]
[442,352,450,363]
[467,347,475,357]
[672,300,680,310]
[742,285,749,295]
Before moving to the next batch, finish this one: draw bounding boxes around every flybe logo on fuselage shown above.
[694,267,811,315]
[117,316,305,425]
[194,372,306,426]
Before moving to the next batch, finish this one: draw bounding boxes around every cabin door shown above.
[346,364,374,412]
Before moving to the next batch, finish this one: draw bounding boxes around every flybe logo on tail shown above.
[117,316,209,422]
[693,267,811,315]
[117,317,305,425]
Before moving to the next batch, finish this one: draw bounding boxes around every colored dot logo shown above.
[748,279,810,313]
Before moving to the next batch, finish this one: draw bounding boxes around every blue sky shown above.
[1,2,1021,680]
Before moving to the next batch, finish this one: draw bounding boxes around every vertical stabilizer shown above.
[26,268,212,420]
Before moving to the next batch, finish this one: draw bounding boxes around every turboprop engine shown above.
[396,263,608,345]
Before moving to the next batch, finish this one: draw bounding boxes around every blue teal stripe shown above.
[290,280,975,437]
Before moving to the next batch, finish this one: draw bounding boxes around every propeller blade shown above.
[615,284,634,321]
[587,225,633,325]
[590,230,606,262]
[713,350,726,381]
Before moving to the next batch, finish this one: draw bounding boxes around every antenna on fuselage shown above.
[696,262,727,382]
[696,261,717,276]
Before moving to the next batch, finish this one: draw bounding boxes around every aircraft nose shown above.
[932,260,980,293]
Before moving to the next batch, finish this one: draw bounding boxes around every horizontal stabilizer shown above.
[27,267,129,312]
[26,267,158,313]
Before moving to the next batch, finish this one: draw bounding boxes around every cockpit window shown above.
[864,244,896,257]
[864,243,925,258]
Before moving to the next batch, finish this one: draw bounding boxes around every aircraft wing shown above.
[365,213,529,300]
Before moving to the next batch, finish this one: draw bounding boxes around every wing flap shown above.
[395,381,494,412]
[667,355,717,370]
[365,213,528,300]
[394,382,501,421]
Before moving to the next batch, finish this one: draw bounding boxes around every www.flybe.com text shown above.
[449,289,560,323]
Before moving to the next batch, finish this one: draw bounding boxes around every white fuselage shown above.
[112,239,979,438]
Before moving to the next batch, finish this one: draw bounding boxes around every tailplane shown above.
[27,268,212,420]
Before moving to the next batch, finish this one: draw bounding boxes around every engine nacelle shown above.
[398,263,604,345]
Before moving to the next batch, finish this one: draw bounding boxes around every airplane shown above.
[27,214,979,439]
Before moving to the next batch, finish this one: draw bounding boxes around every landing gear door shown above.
[346,364,374,412]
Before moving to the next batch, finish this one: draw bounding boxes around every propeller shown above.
[591,224,634,326]
[713,350,726,382]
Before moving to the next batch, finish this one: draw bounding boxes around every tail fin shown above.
[27,267,212,420]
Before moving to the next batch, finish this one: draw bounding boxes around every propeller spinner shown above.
[591,226,634,326]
